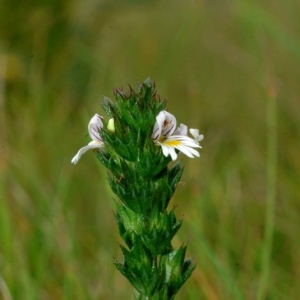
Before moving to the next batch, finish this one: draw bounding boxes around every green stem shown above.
[257,85,277,300]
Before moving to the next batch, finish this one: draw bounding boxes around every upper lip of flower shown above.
[152,110,203,161]
[89,114,104,143]
[71,114,105,164]
[152,111,177,141]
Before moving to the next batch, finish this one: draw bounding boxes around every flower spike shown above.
[152,111,203,161]
[71,114,104,164]
[71,79,203,299]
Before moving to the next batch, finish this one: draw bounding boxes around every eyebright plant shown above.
[71,78,203,300]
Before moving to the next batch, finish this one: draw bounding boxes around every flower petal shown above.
[171,135,202,148]
[189,128,204,142]
[88,114,104,142]
[160,143,177,160]
[161,111,177,137]
[168,147,178,161]
[177,144,200,158]
[158,135,201,159]
[151,116,162,141]
[71,141,103,164]
[161,143,170,158]
[174,123,188,136]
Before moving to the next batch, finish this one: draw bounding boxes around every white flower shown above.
[71,114,104,164]
[152,110,203,161]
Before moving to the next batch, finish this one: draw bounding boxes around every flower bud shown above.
[107,118,115,133]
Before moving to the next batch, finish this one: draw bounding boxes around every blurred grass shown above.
[1,0,300,299]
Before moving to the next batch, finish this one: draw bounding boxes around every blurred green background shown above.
[1,0,300,299]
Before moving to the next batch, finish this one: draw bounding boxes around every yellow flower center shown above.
[163,139,181,147]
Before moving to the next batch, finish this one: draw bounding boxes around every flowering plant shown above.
[72,78,203,299]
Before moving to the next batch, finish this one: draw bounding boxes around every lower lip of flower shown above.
[161,139,181,147]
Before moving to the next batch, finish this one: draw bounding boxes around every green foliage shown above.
[160,245,196,297]
[115,202,182,255]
